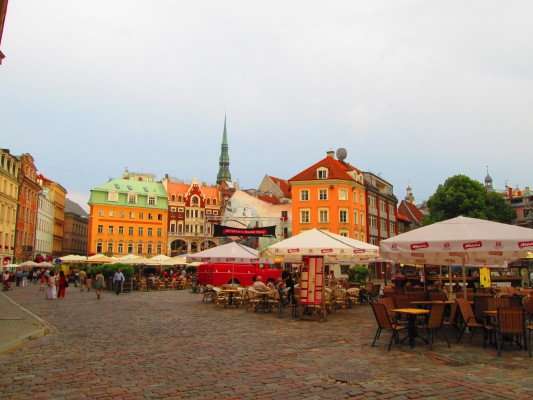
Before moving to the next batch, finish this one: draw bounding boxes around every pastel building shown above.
[289,150,367,240]
[37,174,67,257]
[0,149,20,264]
[88,175,168,257]
[162,176,221,255]
[35,189,54,260]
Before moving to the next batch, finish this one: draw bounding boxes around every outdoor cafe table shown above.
[221,289,240,308]
[392,308,430,348]
[254,291,276,313]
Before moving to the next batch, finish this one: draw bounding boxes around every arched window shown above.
[171,194,176,201]
[191,195,199,205]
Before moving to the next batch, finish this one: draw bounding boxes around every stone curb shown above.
[0,292,53,355]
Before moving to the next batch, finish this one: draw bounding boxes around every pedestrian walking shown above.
[39,273,46,291]
[94,272,105,299]
[78,269,87,291]
[113,269,125,295]
[45,271,57,300]
[21,271,28,287]
[57,270,67,298]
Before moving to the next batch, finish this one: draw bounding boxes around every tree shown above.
[424,174,514,225]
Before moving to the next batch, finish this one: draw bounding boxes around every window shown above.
[148,195,156,205]
[390,221,395,233]
[148,213,153,220]
[137,244,143,254]
[319,209,329,223]
[107,242,113,253]
[157,228,162,237]
[353,192,358,203]
[339,189,348,201]
[129,212,135,218]
[300,189,309,201]
[97,225,103,234]
[317,168,328,179]
[109,210,115,217]
[156,244,162,254]
[139,212,144,219]
[118,226,124,234]
[360,194,364,205]
[380,199,386,212]
[108,190,119,202]
[300,209,310,224]
[380,218,387,230]
[360,212,365,226]
[369,195,376,208]
[147,244,153,254]
[127,243,134,253]
[117,243,124,253]
[120,211,125,218]
[340,231,348,237]
[138,227,144,236]
[128,193,137,204]
[96,243,103,253]
[191,196,199,205]
[98,210,104,217]
[389,204,395,215]
[319,189,328,200]
[370,215,377,228]
[370,235,378,245]
[108,226,114,234]
[353,211,358,225]
[339,209,348,223]
[128,227,134,235]
[148,228,153,236]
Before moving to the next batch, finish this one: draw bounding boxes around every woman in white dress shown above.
[45,271,57,300]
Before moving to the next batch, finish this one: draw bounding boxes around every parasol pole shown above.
[462,254,467,299]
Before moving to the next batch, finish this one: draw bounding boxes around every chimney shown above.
[327,151,335,158]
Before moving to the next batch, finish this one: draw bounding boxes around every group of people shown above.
[251,270,296,304]
[2,267,126,301]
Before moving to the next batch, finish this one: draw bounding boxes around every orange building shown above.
[88,176,168,257]
[289,150,367,241]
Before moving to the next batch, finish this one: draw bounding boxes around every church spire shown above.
[216,115,231,184]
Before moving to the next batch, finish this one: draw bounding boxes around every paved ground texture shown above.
[1,286,532,400]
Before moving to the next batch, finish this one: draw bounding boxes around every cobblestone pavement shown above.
[1,286,532,399]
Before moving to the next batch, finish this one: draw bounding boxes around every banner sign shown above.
[213,225,277,238]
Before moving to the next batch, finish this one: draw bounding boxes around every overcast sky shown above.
[2,1,532,212]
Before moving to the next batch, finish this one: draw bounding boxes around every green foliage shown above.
[348,265,369,285]
[424,175,514,225]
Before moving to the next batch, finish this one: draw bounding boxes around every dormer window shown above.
[317,168,328,179]
[147,194,156,205]
[108,190,119,202]
[128,192,137,204]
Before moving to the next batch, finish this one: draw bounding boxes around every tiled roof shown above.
[268,176,292,197]
[92,178,167,196]
[398,201,425,225]
[65,199,89,217]
[167,182,219,199]
[289,156,361,182]
[396,211,410,222]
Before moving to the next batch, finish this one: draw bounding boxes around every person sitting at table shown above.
[253,276,270,291]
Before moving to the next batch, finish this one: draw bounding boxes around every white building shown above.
[35,189,54,259]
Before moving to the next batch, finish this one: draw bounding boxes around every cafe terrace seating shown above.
[417,302,450,350]
[456,298,493,347]
[370,302,407,351]
[495,306,528,357]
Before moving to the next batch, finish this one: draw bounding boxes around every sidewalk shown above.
[0,291,51,354]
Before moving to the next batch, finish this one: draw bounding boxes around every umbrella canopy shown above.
[86,254,116,263]
[379,216,533,267]
[186,241,263,263]
[60,255,88,262]
[116,254,142,261]
[158,257,187,266]
[260,228,379,262]
[19,261,39,267]
[150,255,172,262]
[126,257,158,265]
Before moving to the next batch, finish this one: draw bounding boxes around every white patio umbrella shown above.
[150,255,172,262]
[19,261,38,267]
[116,254,142,262]
[59,255,88,262]
[260,228,380,261]
[379,216,533,296]
[186,241,263,263]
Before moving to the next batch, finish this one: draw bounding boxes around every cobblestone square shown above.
[1,287,532,399]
